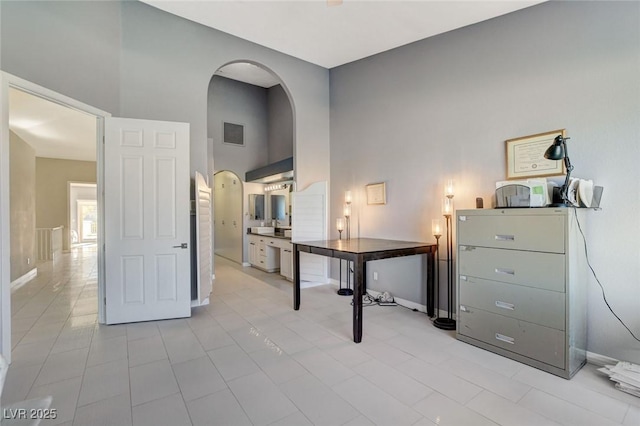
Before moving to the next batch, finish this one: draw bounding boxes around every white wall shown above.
[329,1,640,362]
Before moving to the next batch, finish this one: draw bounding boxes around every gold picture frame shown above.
[366,182,386,205]
[505,129,566,180]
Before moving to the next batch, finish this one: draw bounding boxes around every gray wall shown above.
[209,77,294,178]
[9,131,36,282]
[0,0,330,189]
[330,1,640,363]
[209,75,269,177]
[268,84,294,163]
[0,0,121,115]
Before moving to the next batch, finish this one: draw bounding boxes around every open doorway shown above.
[208,61,295,283]
[7,86,101,354]
[69,183,98,247]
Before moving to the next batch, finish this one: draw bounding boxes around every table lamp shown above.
[544,135,574,207]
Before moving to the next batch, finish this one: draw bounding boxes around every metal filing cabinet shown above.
[456,208,587,379]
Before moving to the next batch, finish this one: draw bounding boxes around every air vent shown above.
[223,122,244,146]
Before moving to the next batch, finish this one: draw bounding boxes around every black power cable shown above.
[574,207,640,343]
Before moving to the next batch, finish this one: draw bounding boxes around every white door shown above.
[195,171,213,305]
[104,117,191,324]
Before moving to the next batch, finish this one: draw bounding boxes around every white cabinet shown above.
[279,241,293,281]
[456,208,587,379]
[248,234,280,273]
[248,237,258,266]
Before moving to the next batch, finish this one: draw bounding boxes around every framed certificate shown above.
[366,182,386,205]
[505,129,566,179]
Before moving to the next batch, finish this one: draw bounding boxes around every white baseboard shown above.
[301,280,327,289]
[11,268,37,290]
[241,262,250,267]
[587,351,619,367]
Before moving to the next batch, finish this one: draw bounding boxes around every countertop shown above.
[247,231,291,240]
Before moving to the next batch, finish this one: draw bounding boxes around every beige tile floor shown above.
[4,245,640,425]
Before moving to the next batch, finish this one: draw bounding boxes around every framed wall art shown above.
[366,182,386,205]
[505,129,566,179]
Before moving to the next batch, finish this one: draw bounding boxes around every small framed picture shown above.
[366,182,386,205]
[505,129,566,179]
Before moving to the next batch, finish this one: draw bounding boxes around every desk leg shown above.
[294,246,300,310]
[353,257,364,343]
[426,251,435,317]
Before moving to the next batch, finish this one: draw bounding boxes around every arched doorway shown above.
[213,170,243,264]
[208,61,295,273]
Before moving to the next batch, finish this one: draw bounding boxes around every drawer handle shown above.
[495,300,515,310]
[495,333,515,345]
[495,234,515,241]
[495,268,515,275]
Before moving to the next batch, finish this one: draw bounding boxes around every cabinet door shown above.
[281,248,293,280]
[248,241,257,265]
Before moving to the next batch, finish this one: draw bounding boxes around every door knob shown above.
[173,243,188,249]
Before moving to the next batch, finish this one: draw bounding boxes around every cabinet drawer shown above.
[458,307,565,369]
[457,214,565,253]
[459,276,565,330]
[458,246,565,292]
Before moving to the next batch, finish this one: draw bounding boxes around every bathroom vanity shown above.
[247,228,293,281]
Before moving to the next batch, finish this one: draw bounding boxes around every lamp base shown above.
[337,288,353,296]
[433,318,456,330]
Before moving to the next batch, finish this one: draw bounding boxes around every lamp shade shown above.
[444,179,455,198]
[442,197,453,216]
[336,218,344,232]
[432,219,442,237]
[544,136,566,160]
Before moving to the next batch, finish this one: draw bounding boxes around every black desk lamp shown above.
[544,135,574,207]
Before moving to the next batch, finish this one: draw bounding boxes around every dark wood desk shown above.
[293,238,437,343]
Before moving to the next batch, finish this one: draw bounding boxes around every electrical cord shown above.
[350,291,398,307]
[573,207,640,343]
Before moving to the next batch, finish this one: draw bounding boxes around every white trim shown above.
[586,351,619,367]
[0,71,111,362]
[10,268,37,291]
[1,73,12,362]
[241,262,251,267]
[191,297,210,308]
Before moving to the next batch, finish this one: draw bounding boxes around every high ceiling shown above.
[142,0,545,69]
[8,1,545,159]
[9,88,96,162]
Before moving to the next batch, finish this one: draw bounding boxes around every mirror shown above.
[248,194,265,220]
[271,195,286,221]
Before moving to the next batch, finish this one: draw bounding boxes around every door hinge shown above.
[104,297,106,306]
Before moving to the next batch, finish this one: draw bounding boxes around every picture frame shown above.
[505,129,566,180]
[366,182,386,205]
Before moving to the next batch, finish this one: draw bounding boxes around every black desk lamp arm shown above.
[561,141,574,204]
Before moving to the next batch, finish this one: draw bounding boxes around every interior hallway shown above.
[3,248,640,426]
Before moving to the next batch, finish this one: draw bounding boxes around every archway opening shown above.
[207,61,295,275]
